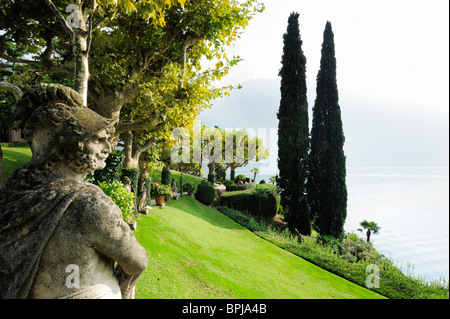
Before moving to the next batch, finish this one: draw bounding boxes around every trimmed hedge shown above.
[195,180,216,206]
[0,142,29,147]
[122,167,140,214]
[94,151,125,184]
[161,169,171,185]
[220,186,278,218]
[225,183,256,192]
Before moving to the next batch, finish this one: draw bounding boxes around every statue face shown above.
[65,129,112,174]
[84,130,112,171]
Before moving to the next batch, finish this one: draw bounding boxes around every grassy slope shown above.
[134,197,384,299]
[1,147,32,181]
[2,152,383,298]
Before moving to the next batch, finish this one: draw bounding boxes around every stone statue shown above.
[137,177,151,214]
[0,84,147,299]
[122,176,133,194]
[171,178,178,200]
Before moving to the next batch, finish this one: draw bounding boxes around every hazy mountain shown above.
[199,78,449,168]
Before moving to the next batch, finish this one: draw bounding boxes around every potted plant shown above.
[150,183,173,206]
[182,183,196,196]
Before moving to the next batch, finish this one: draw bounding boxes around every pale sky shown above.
[216,0,449,114]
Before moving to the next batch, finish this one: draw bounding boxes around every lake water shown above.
[235,166,449,283]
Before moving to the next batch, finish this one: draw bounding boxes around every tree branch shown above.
[0,49,73,75]
[116,111,167,135]
[0,82,23,101]
[134,136,158,154]
[43,0,74,36]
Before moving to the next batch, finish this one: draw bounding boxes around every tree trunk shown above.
[207,162,215,177]
[0,145,3,189]
[366,230,372,242]
[72,28,89,106]
[230,165,236,181]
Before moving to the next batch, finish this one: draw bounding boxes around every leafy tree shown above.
[358,220,381,242]
[277,12,311,235]
[0,0,264,167]
[307,21,347,238]
[222,128,269,180]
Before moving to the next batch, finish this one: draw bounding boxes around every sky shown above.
[210,0,449,115]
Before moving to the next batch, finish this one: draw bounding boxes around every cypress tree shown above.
[277,12,311,236]
[307,21,347,238]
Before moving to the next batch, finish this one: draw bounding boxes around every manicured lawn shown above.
[1,147,32,181]
[134,197,384,299]
[150,169,205,189]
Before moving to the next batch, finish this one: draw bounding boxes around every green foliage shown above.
[218,207,449,299]
[121,167,140,213]
[0,143,29,147]
[235,174,246,182]
[223,179,234,187]
[161,169,171,185]
[93,151,125,184]
[277,12,311,235]
[358,220,381,242]
[144,177,152,205]
[220,186,278,218]
[150,182,173,198]
[182,182,196,195]
[307,21,347,238]
[225,183,255,192]
[195,180,216,206]
[98,181,135,223]
[207,173,215,185]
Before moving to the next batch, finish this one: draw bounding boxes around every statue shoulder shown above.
[70,181,122,219]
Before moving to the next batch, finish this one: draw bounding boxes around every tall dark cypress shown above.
[308,21,347,238]
[277,12,311,236]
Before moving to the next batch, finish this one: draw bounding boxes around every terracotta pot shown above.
[155,196,165,206]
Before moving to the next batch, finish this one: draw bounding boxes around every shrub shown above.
[94,151,125,184]
[150,183,173,198]
[225,183,256,192]
[235,174,246,182]
[121,167,140,214]
[182,183,196,195]
[220,187,278,218]
[259,180,266,184]
[223,179,234,187]
[207,173,215,185]
[161,169,171,185]
[144,177,152,206]
[195,180,216,206]
[98,181,135,223]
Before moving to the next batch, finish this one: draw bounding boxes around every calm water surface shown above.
[345,166,449,283]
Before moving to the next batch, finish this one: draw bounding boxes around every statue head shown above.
[14,83,114,176]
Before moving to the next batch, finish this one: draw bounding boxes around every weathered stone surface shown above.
[0,84,147,299]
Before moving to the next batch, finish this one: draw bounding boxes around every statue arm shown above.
[80,187,148,276]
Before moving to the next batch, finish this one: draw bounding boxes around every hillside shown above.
[134,197,384,299]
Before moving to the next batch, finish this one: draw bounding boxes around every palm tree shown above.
[269,176,277,185]
[250,167,260,182]
[358,220,381,242]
